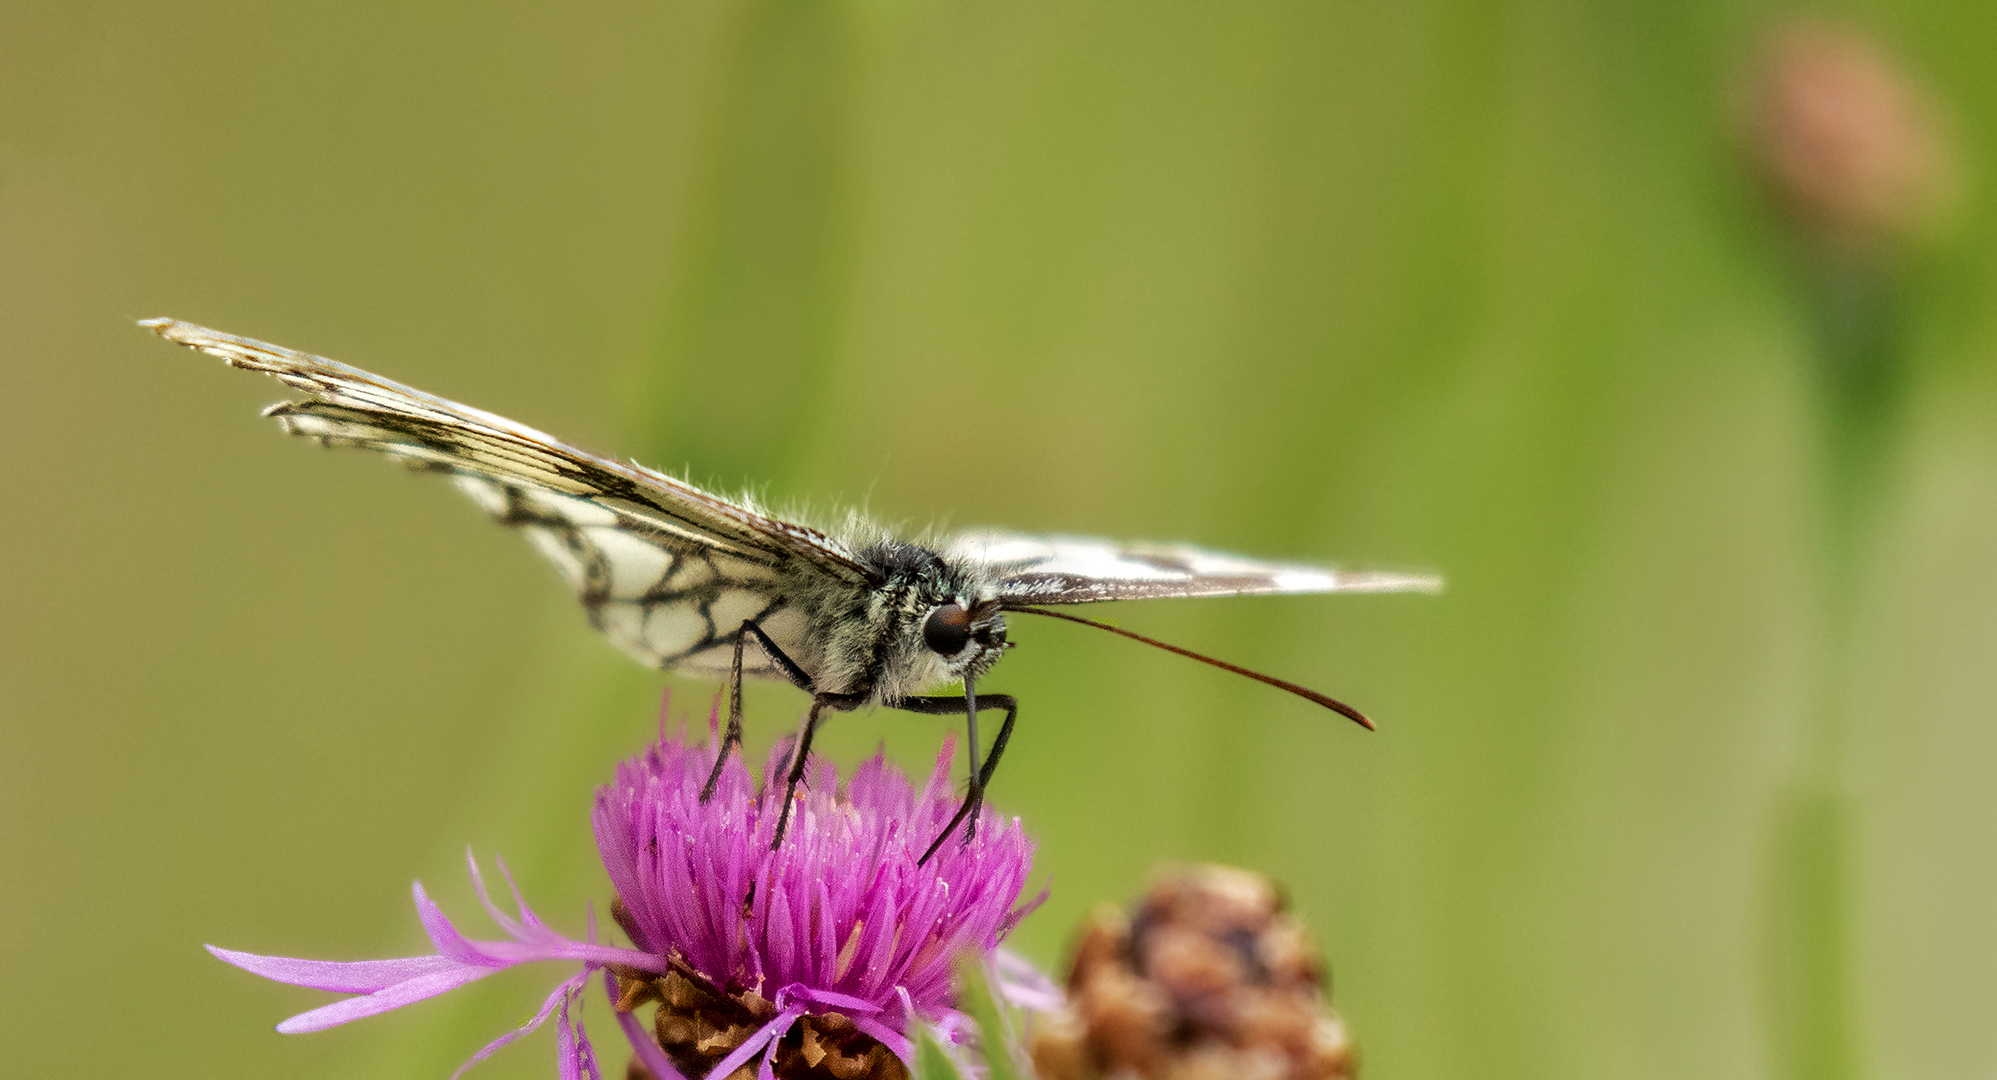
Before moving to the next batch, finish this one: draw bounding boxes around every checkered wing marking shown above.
[145,319,857,674]
[950,530,1445,605]
[452,476,811,674]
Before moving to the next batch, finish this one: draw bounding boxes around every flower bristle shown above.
[596,709,1041,1078]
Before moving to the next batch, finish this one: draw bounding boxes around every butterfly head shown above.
[921,597,1009,681]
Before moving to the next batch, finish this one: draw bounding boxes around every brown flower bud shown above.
[1030,865,1356,1080]
[1743,20,1956,256]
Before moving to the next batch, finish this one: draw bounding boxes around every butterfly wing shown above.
[144,319,869,676]
[948,530,1443,605]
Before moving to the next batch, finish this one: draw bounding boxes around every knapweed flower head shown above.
[209,709,1045,1080]
[602,731,1043,1079]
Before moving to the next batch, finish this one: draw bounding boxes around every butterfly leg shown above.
[769,691,865,848]
[893,693,1019,865]
[702,619,818,802]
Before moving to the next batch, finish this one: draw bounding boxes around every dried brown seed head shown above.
[1032,865,1356,1080]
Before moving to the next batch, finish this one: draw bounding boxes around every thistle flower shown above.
[209,707,1044,1080]
[600,729,1043,1079]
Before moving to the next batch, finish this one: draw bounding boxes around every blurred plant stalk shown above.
[1742,20,1958,1080]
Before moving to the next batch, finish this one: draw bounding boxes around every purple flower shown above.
[210,708,1045,1080]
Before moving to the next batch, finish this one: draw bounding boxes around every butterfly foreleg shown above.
[896,693,1019,865]
[701,619,818,803]
[769,690,866,848]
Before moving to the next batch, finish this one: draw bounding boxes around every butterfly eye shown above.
[923,603,973,656]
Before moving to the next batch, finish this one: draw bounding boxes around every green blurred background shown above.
[5,2,1996,1078]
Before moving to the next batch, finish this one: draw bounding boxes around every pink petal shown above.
[557,978,602,1080]
[414,882,509,967]
[850,1016,914,1067]
[704,1006,801,1080]
[276,966,498,1032]
[555,942,672,974]
[605,969,690,1080]
[992,948,1064,1013]
[465,850,528,940]
[776,984,881,1015]
[205,945,463,994]
[448,968,591,1080]
[495,853,552,936]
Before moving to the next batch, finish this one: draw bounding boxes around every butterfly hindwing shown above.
[451,476,807,674]
[146,319,852,673]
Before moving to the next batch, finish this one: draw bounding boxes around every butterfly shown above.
[144,319,1441,862]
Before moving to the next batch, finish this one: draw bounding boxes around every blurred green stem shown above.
[1767,786,1857,1080]
[1766,254,1903,1080]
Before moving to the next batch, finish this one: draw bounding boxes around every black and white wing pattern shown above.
[144,319,873,678]
[948,530,1443,606]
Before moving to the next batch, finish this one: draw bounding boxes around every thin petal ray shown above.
[205,946,462,993]
[276,966,498,1032]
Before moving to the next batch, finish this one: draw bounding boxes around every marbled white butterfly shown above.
[144,319,1441,861]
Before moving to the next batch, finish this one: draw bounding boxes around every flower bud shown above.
[1743,20,1956,257]
[1031,865,1356,1080]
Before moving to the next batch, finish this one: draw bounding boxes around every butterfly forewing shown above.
[949,530,1444,605]
[150,319,1440,656]
[144,319,855,676]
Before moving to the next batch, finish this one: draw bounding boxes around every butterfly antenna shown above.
[1007,605,1376,730]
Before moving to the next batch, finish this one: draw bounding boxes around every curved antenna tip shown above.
[1009,605,1378,730]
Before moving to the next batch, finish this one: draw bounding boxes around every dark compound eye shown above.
[923,602,973,656]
